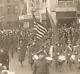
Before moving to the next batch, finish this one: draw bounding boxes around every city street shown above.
[9,53,80,74]
[9,53,32,74]
[0,0,80,74]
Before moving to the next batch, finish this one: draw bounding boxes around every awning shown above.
[56,12,76,19]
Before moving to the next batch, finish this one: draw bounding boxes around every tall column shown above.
[25,0,30,15]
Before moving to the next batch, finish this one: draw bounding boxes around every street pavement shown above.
[9,53,80,74]
[9,53,32,74]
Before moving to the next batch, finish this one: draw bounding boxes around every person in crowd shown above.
[9,31,18,58]
[28,41,40,69]
[32,51,49,74]
[0,49,9,70]
[18,36,28,67]
[54,43,66,72]
[66,43,74,69]
[72,29,79,46]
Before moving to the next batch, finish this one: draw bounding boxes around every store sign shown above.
[19,15,32,20]
[19,15,40,20]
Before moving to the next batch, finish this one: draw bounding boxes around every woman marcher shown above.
[18,46,26,66]
[18,37,27,66]
[32,51,50,74]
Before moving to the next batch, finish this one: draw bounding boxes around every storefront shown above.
[56,11,77,28]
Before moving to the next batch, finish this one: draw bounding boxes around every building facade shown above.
[27,0,79,26]
[0,0,23,29]
[0,0,79,29]
[47,0,77,26]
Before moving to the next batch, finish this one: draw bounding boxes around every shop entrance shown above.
[57,18,76,28]
[56,11,77,28]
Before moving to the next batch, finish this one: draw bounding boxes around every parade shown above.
[0,0,80,74]
[0,17,80,74]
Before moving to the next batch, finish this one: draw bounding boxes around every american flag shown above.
[32,9,52,40]
[33,21,47,39]
[32,15,47,39]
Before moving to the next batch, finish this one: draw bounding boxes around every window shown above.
[78,0,80,4]
[58,0,74,6]
[7,0,10,3]
[43,0,47,3]
[15,6,19,14]
[13,0,18,2]
[32,0,34,2]
[58,0,73,1]
[77,0,80,11]
[20,0,24,4]
[0,7,3,16]
[7,6,11,14]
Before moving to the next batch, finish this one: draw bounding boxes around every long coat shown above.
[33,58,49,74]
[0,49,9,69]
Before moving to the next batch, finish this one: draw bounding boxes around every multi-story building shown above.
[5,0,20,21]
[20,0,41,28]
[42,0,77,27]
[76,0,80,24]
[0,0,78,29]
[0,0,5,29]
[0,0,4,17]
[37,0,80,28]
[26,0,76,24]
[55,0,77,27]
[0,0,22,29]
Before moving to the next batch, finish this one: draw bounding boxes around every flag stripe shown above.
[34,25,46,34]
[36,33,43,38]
[34,25,46,33]
[37,23,47,32]
[34,28,45,36]
[37,36,41,40]
[34,30,44,37]
[34,21,47,32]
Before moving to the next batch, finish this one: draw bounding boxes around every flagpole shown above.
[46,8,53,45]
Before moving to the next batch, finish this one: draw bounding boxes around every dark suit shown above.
[32,58,49,74]
[0,49,9,70]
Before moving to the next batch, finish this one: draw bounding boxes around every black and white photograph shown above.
[0,0,80,74]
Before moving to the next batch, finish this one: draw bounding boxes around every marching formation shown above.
[0,23,80,74]
[0,11,80,74]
